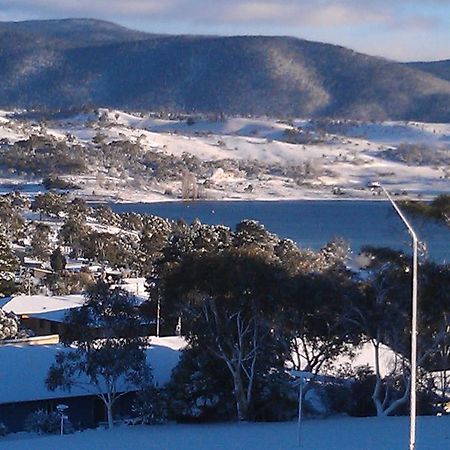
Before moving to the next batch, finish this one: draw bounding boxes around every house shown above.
[111,277,148,303]
[0,337,185,432]
[1,294,84,337]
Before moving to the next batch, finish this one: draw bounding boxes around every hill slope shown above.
[406,60,450,82]
[0,19,449,121]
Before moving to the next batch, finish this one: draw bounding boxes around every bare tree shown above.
[181,170,198,200]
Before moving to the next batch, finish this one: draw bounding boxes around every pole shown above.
[297,376,303,448]
[156,297,161,338]
[380,186,419,450]
[409,236,418,450]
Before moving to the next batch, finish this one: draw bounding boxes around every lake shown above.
[110,200,450,263]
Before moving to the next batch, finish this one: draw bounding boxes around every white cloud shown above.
[0,0,181,18]
[0,0,447,28]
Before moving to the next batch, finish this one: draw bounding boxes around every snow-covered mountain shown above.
[0,19,450,122]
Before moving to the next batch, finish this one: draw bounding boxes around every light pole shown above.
[56,404,69,436]
[297,375,304,448]
[289,370,312,448]
[156,297,161,337]
[378,185,419,450]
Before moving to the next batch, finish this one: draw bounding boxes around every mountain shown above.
[0,19,449,121]
[0,19,152,49]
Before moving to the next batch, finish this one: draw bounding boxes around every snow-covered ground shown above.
[2,415,449,450]
[1,109,449,203]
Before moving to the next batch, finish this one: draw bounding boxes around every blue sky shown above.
[0,0,449,61]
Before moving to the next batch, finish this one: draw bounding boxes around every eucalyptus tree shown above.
[46,282,152,429]
[159,248,291,421]
[351,247,450,416]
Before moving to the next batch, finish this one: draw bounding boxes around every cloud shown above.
[0,0,181,18]
[202,1,389,27]
[0,0,447,29]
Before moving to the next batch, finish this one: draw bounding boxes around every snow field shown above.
[1,110,449,203]
[1,415,449,450]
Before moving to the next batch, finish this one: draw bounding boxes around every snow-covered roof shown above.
[0,336,186,404]
[64,262,86,271]
[23,257,44,265]
[111,277,148,301]
[1,295,84,316]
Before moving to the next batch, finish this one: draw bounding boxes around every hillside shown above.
[0,19,450,121]
[407,60,450,82]
[1,109,449,203]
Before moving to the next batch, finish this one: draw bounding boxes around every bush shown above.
[382,143,449,166]
[322,381,353,415]
[0,310,19,340]
[43,176,80,191]
[166,347,235,422]
[0,422,8,436]
[252,370,298,421]
[24,409,73,435]
[131,385,168,425]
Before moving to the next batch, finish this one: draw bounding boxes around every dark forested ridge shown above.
[1,19,450,121]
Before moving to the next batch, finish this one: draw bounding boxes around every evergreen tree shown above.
[30,223,52,261]
[50,247,66,272]
[0,225,18,296]
[0,226,18,273]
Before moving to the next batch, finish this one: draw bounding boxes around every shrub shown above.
[43,176,80,191]
[166,347,234,422]
[25,409,73,435]
[131,385,168,425]
[0,422,8,436]
[0,310,19,340]
[382,143,449,166]
[252,370,297,421]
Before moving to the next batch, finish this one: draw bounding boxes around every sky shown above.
[0,0,449,61]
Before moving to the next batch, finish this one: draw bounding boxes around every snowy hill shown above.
[0,109,449,202]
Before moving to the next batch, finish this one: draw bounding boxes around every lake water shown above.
[110,200,450,263]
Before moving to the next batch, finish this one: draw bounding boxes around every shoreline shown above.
[86,190,438,205]
[1,177,445,205]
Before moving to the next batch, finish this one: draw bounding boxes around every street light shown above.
[378,185,419,450]
[290,370,312,448]
[56,404,69,436]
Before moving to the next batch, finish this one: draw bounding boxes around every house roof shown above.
[1,295,84,316]
[0,336,186,404]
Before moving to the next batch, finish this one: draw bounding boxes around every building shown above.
[0,337,185,432]
[1,294,84,336]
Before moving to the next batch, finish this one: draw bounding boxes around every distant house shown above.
[22,257,45,269]
[0,337,185,432]
[111,277,148,303]
[1,294,84,337]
